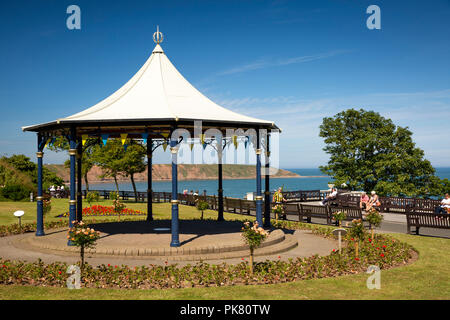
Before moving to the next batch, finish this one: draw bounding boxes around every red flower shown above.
[355,257,360,261]
[382,245,386,248]
[278,256,281,259]
[115,265,118,268]
[351,238,354,241]
[58,271,62,274]
[380,253,385,257]
[108,264,111,267]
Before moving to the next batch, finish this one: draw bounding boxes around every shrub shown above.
[241,220,269,274]
[196,200,209,220]
[113,199,126,221]
[365,208,384,239]
[348,219,366,258]
[109,191,119,201]
[67,221,100,271]
[332,211,346,226]
[43,199,52,215]
[0,184,33,201]
[86,191,100,206]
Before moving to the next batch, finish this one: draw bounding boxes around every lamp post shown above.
[14,210,25,232]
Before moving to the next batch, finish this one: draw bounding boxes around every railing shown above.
[79,189,443,215]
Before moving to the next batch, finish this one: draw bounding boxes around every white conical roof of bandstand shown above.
[55,43,275,127]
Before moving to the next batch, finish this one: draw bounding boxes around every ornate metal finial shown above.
[153,25,163,44]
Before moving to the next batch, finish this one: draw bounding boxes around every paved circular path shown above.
[0,220,338,267]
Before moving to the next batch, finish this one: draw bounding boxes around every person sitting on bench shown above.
[367,191,381,211]
[322,188,337,205]
[360,192,370,210]
[435,193,450,214]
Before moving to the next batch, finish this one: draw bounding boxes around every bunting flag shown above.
[232,135,238,149]
[200,134,205,145]
[123,144,128,151]
[120,133,128,145]
[162,141,168,151]
[44,138,52,149]
[189,142,194,151]
[244,138,248,149]
[101,134,109,146]
[202,142,207,150]
[81,134,89,146]
[141,133,148,145]
[161,132,169,138]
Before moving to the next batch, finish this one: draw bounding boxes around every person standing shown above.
[272,187,286,220]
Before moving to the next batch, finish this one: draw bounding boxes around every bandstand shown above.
[22,28,279,247]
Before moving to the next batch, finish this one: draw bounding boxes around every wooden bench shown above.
[329,206,364,225]
[241,199,256,215]
[406,212,450,235]
[299,204,331,224]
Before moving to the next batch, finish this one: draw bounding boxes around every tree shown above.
[92,139,125,192]
[118,142,146,202]
[319,109,445,197]
[1,154,63,191]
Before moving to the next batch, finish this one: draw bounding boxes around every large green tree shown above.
[92,139,125,192]
[118,142,147,201]
[319,108,448,197]
[0,154,64,191]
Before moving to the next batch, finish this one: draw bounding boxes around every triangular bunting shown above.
[161,132,169,138]
[189,143,194,151]
[233,135,238,149]
[123,144,128,151]
[120,134,128,145]
[81,134,88,146]
[141,133,148,145]
[162,141,168,151]
[101,134,109,146]
[44,138,51,149]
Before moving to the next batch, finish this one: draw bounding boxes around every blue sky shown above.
[0,0,449,169]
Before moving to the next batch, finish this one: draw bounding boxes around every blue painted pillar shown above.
[76,141,83,222]
[264,133,271,228]
[217,134,224,221]
[35,134,45,236]
[255,129,263,226]
[146,137,153,222]
[68,127,77,246]
[170,137,180,247]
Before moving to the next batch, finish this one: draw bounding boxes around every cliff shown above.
[45,164,301,183]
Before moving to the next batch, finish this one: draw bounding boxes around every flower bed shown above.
[0,219,416,289]
[56,205,146,218]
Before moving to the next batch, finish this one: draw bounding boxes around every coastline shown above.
[82,175,328,184]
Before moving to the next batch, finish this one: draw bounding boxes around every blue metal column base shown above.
[170,137,180,247]
[36,134,45,236]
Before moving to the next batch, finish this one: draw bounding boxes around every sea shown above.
[87,167,450,199]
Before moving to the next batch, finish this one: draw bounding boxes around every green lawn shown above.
[0,199,449,299]
[0,198,246,225]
